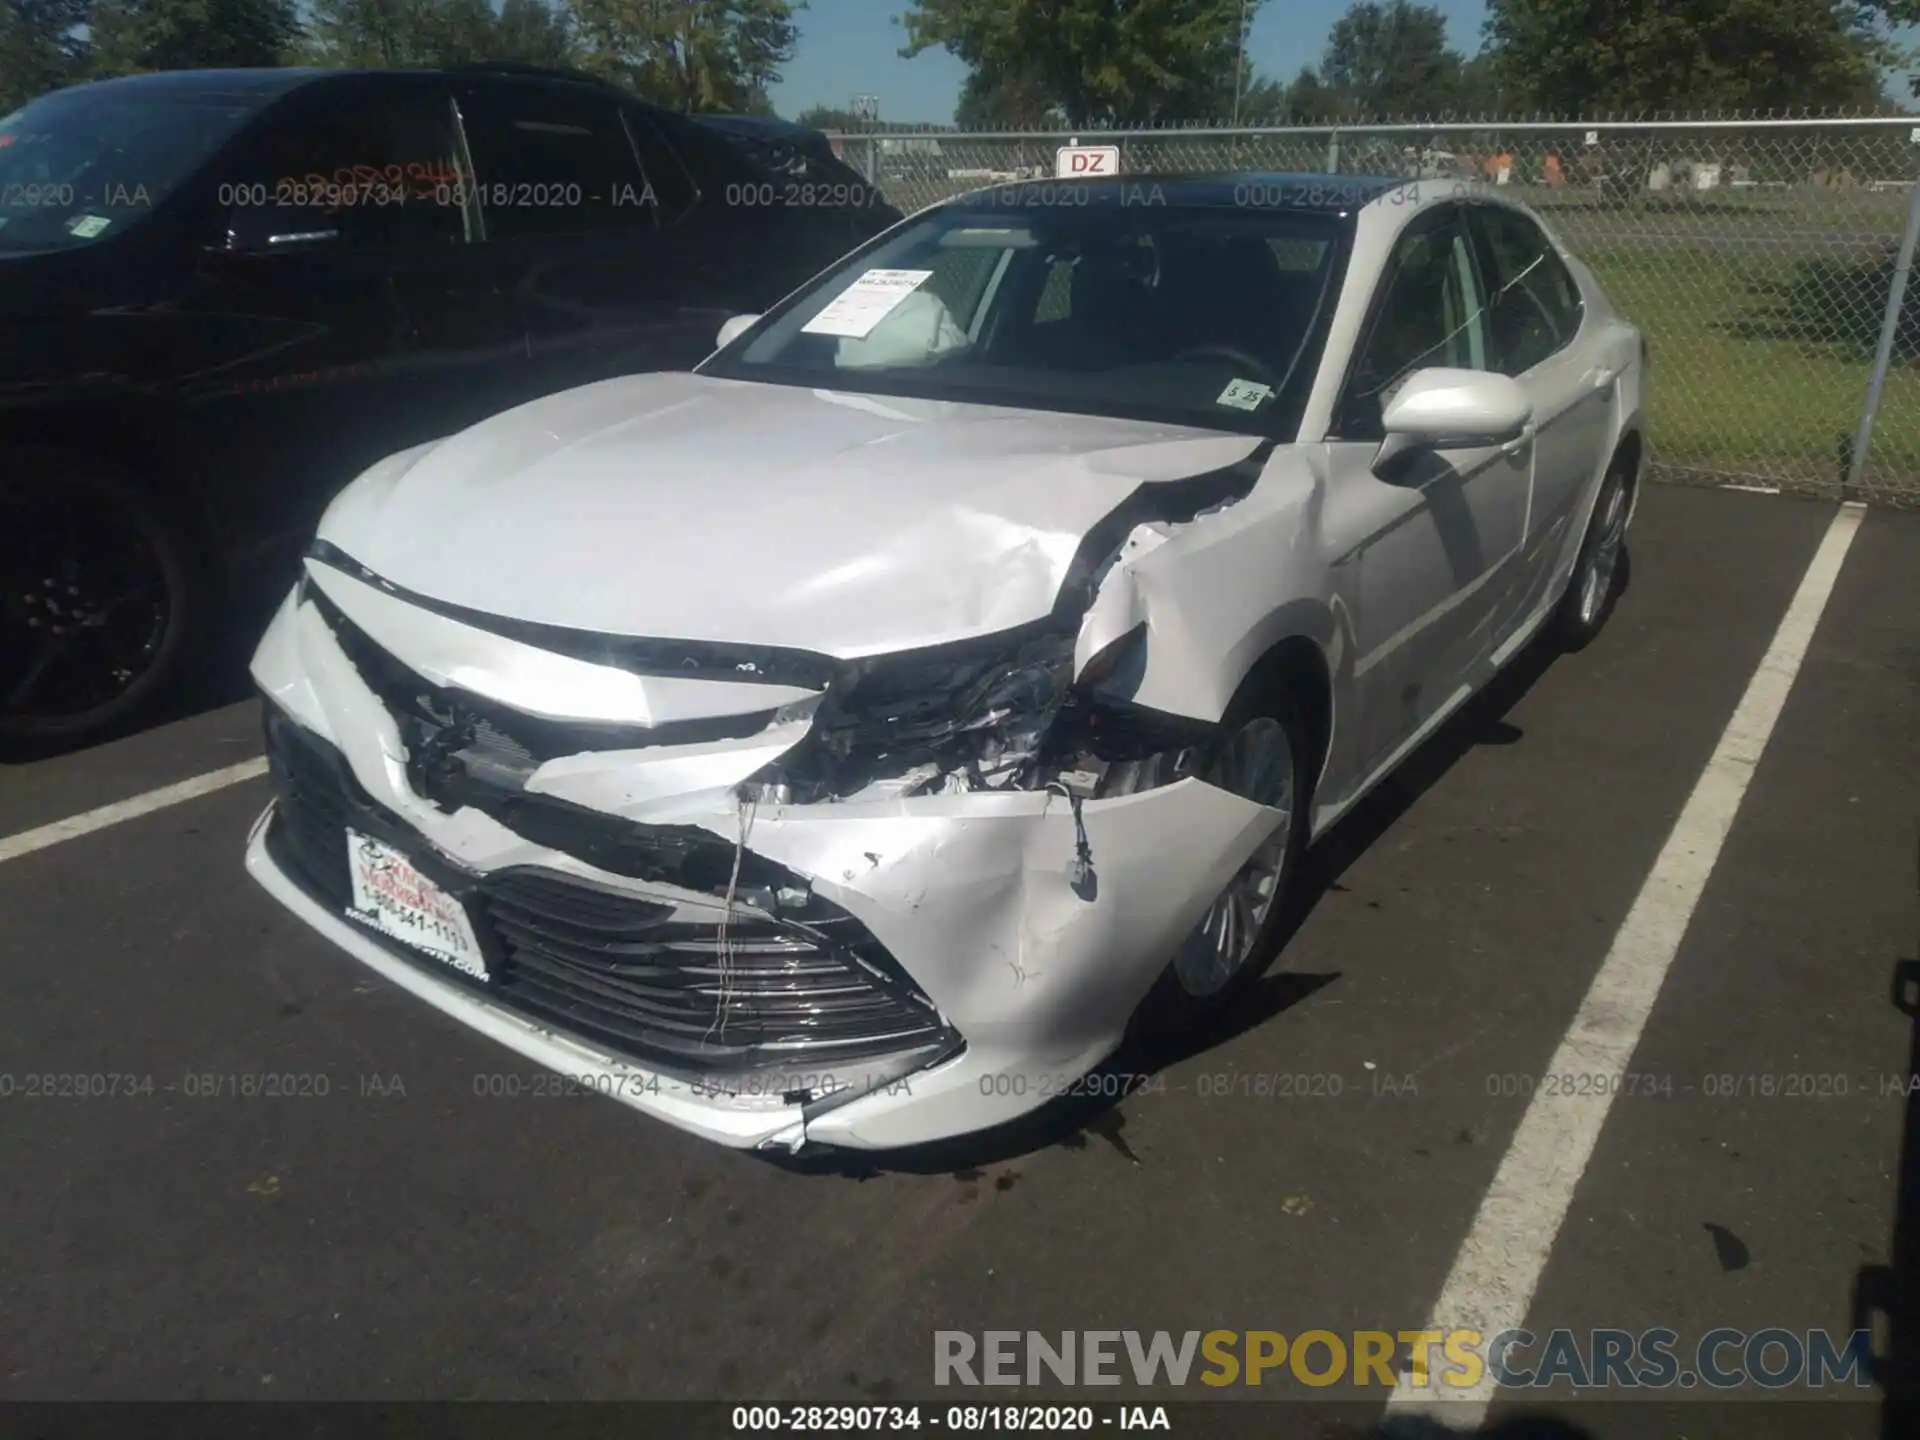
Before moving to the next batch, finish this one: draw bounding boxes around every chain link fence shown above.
[830,118,1920,506]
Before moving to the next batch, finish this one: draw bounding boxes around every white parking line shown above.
[1386,502,1867,1421]
[0,757,269,866]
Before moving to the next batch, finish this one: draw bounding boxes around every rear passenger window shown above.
[1268,236,1328,271]
[1471,206,1584,374]
[621,106,701,224]
[228,85,471,248]
[456,82,651,239]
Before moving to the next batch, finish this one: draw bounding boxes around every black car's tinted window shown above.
[620,106,700,223]
[700,122,877,201]
[225,84,470,247]
[1470,204,1584,374]
[0,85,273,250]
[457,82,651,239]
[714,129,809,178]
[1336,207,1492,439]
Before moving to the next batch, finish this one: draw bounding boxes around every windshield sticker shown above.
[802,268,935,339]
[67,214,112,238]
[1216,378,1274,411]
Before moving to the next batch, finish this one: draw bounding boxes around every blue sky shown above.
[769,0,1488,123]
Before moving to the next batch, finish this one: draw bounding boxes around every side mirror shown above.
[1374,368,1532,475]
[716,313,761,349]
[219,204,341,255]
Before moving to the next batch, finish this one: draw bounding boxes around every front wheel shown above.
[1134,694,1310,1037]
[0,450,204,749]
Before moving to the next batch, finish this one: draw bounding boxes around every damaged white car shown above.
[246,174,1645,1152]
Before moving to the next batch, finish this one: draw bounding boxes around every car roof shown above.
[952,172,1410,212]
[45,64,661,106]
[47,67,338,101]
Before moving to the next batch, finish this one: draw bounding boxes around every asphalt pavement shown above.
[0,482,1914,1440]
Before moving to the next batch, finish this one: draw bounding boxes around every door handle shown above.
[1588,366,1621,392]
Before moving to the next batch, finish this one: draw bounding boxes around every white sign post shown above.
[1056,144,1121,178]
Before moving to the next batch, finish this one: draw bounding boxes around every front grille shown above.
[263,709,355,910]
[481,870,949,1067]
[261,707,955,1074]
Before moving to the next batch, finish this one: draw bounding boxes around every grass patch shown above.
[1583,246,1920,499]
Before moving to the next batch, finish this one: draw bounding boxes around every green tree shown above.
[899,0,1265,126]
[1455,49,1506,116]
[300,0,506,68]
[300,0,427,66]
[1480,0,1900,115]
[0,0,91,110]
[493,0,576,67]
[953,66,1061,128]
[795,103,865,129]
[1862,0,1919,94]
[572,0,799,112]
[90,0,301,74]
[1228,72,1291,125]
[301,0,577,70]
[1279,66,1337,123]
[1319,1,1463,118]
[412,0,502,63]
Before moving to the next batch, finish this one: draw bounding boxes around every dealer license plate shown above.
[345,829,487,980]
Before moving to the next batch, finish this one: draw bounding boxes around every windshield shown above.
[701,196,1349,435]
[0,84,274,251]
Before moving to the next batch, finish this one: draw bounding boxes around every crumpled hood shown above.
[316,370,1267,657]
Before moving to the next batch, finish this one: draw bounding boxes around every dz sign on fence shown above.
[1057,145,1121,178]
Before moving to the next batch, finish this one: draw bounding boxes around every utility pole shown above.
[851,94,881,185]
[1231,0,1249,126]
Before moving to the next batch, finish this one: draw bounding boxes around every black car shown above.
[690,114,895,229]
[0,64,904,748]
[695,113,875,188]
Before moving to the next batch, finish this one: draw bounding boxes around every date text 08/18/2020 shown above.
[729,1405,1170,1432]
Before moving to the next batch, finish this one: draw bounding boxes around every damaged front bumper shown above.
[247,577,1284,1152]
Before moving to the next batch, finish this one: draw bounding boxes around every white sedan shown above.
[246,172,1645,1153]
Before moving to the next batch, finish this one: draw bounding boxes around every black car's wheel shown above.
[1552,461,1633,652]
[0,449,204,748]
[1133,689,1311,1037]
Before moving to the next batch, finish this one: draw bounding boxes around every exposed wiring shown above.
[1047,781,1098,899]
[709,790,759,1043]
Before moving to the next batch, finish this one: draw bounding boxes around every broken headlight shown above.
[758,629,1078,800]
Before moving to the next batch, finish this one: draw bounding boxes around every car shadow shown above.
[775,613,1582,1180]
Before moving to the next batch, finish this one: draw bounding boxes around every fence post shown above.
[1325,128,1342,174]
[1845,181,1920,500]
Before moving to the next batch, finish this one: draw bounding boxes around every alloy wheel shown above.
[1,490,171,725]
[1577,475,1629,628]
[1170,716,1296,998]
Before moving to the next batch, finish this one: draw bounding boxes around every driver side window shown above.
[223,84,471,249]
[1335,208,1490,441]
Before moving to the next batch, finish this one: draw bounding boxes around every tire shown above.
[1552,461,1632,652]
[0,448,205,749]
[1132,688,1312,1038]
